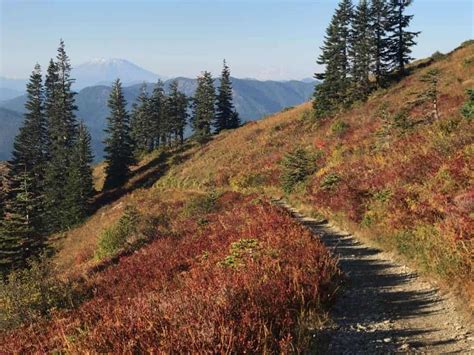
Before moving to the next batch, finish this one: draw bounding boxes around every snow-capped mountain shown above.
[73,58,164,89]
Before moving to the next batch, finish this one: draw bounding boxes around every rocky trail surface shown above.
[276,200,473,354]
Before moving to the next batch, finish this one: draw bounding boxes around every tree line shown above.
[313,0,419,117]
[0,41,240,273]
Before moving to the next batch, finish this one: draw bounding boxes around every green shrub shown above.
[230,172,268,192]
[461,89,474,120]
[320,172,341,190]
[95,206,140,259]
[220,239,261,268]
[183,191,219,217]
[0,258,84,330]
[330,120,349,136]
[280,147,318,193]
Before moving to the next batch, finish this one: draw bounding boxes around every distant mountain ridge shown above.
[0,77,316,160]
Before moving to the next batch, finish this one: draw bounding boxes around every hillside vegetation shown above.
[156,41,474,297]
[1,42,473,351]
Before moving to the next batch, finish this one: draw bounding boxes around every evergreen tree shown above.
[43,40,79,231]
[103,79,134,189]
[192,71,215,141]
[350,0,373,101]
[215,60,235,132]
[386,0,420,75]
[0,172,43,272]
[0,64,47,270]
[131,83,153,155]
[64,121,94,225]
[313,0,354,117]
[167,80,188,144]
[149,80,167,147]
[229,110,241,129]
[370,0,391,86]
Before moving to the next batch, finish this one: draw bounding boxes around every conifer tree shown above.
[313,0,354,117]
[350,0,373,101]
[167,80,188,144]
[149,80,167,147]
[0,172,42,272]
[43,40,79,230]
[370,0,391,86]
[386,0,420,75]
[131,83,153,155]
[229,110,241,129]
[103,79,134,189]
[192,71,215,141]
[0,64,47,270]
[64,121,94,224]
[215,60,235,132]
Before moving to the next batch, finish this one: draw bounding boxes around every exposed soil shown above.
[276,200,473,354]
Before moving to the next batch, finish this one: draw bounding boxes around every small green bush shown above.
[461,89,474,120]
[320,173,341,191]
[280,147,318,193]
[220,239,260,268]
[95,206,140,259]
[330,120,349,136]
[0,258,83,330]
[183,191,219,217]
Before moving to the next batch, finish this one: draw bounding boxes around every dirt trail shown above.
[276,201,473,354]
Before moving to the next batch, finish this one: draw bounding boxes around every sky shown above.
[0,0,473,80]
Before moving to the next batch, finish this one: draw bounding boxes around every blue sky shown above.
[0,0,472,80]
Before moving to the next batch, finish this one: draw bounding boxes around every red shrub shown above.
[0,195,339,353]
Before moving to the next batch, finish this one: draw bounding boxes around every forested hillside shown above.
[0,78,315,160]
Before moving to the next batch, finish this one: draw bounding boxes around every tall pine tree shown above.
[64,121,94,225]
[150,80,167,147]
[1,64,47,271]
[43,40,80,231]
[386,0,420,75]
[192,71,215,141]
[130,83,153,155]
[215,60,235,132]
[167,80,188,144]
[370,0,391,87]
[350,0,373,101]
[103,79,134,189]
[313,0,353,117]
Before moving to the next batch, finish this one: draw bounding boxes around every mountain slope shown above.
[0,42,472,352]
[0,78,315,160]
[156,41,474,299]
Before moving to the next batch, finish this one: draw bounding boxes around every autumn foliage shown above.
[0,193,339,352]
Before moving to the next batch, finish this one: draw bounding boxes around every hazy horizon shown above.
[1,0,473,81]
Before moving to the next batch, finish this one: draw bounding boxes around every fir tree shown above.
[313,0,354,117]
[0,172,43,272]
[167,80,188,144]
[64,121,94,225]
[43,40,79,231]
[386,0,420,75]
[103,79,134,189]
[131,83,153,155]
[0,64,47,270]
[229,110,241,129]
[215,60,235,132]
[350,0,373,101]
[370,0,391,86]
[149,80,167,147]
[192,71,215,141]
